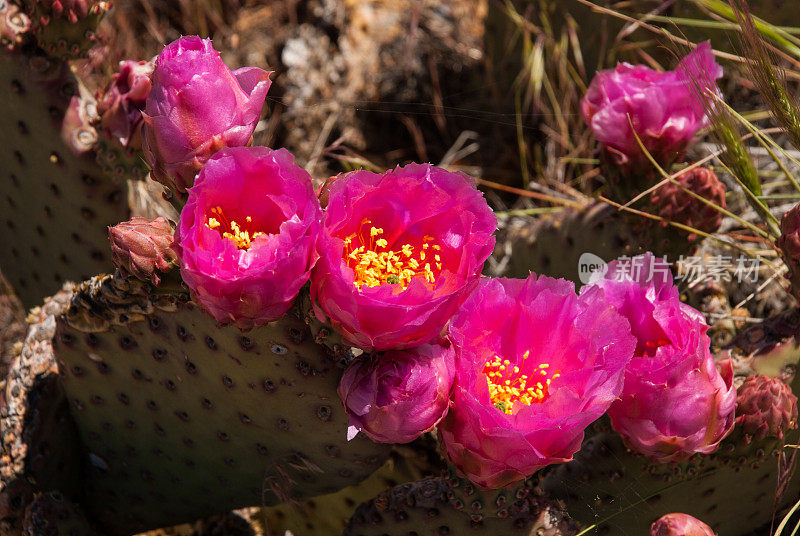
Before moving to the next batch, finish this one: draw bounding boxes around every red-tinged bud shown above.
[109,217,177,285]
[651,513,715,536]
[650,167,726,241]
[736,374,798,442]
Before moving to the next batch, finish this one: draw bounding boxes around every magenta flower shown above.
[587,253,736,461]
[175,146,321,329]
[143,36,272,193]
[437,275,635,489]
[97,59,154,150]
[651,513,715,536]
[310,164,496,351]
[582,42,722,172]
[338,342,455,444]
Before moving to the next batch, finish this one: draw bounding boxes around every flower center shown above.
[483,351,561,414]
[342,218,443,291]
[205,206,265,250]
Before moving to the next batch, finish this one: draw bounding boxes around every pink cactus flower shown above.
[310,164,496,351]
[437,275,636,489]
[174,146,321,329]
[143,36,272,193]
[582,42,722,173]
[651,513,715,536]
[587,253,736,461]
[338,342,455,444]
[97,59,154,150]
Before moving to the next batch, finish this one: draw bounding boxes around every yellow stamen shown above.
[205,206,266,250]
[482,352,561,414]
[341,218,446,291]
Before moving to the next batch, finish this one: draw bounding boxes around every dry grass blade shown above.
[475,178,584,208]
[501,0,597,193]
[775,497,800,536]
[683,51,780,236]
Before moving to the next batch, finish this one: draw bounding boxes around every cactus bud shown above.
[651,513,715,536]
[97,59,153,150]
[316,174,341,209]
[338,342,455,444]
[736,374,798,442]
[23,0,111,58]
[37,0,80,22]
[650,167,726,240]
[108,217,177,285]
[142,36,272,194]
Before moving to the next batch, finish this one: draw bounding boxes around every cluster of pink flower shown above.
[123,35,738,491]
[582,41,722,176]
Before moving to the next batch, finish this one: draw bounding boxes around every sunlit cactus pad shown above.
[543,426,799,536]
[0,46,127,308]
[51,276,389,535]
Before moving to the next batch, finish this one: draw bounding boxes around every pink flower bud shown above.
[339,342,455,444]
[651,513,715,536]
[736,374,798,441]
[97,59,154,150]
[143,36,272,193]
[582,42,722,174]
[108,217,177,285]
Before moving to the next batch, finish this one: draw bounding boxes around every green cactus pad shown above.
[493,203,640,284]
[0,46,128,308]
[96,135,149,182]
[343,475,576,536]
[20,0,109,59]
[51,275,390,535]
[542,424,799,536]
[264,440,442,536]
[494,202,707,284]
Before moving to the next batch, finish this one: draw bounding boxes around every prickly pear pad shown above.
[53,289,390,535]
[0,49,127,308]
